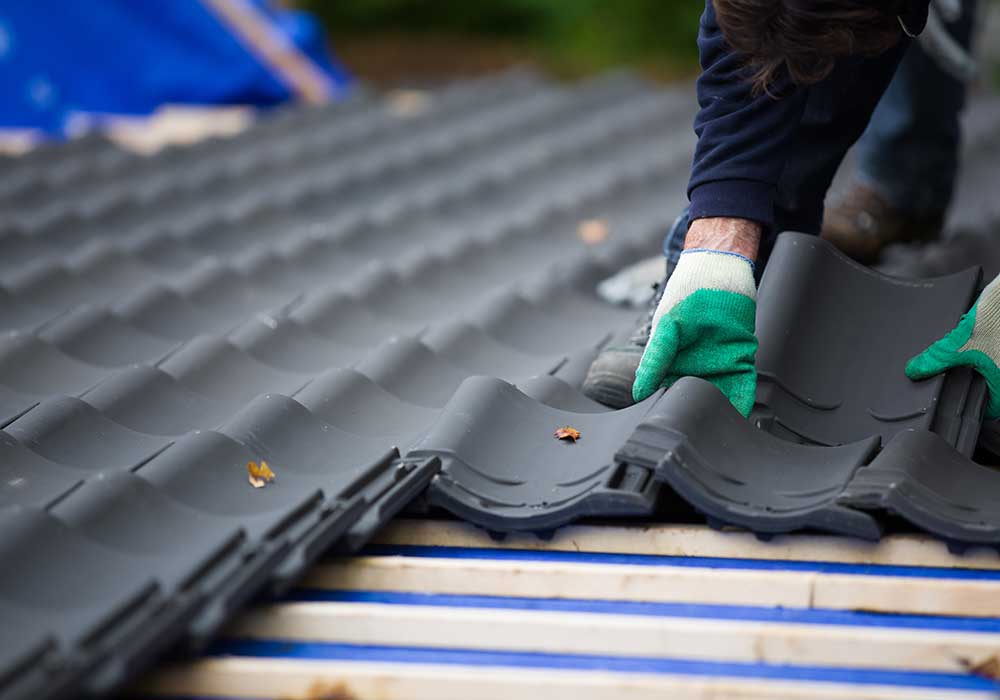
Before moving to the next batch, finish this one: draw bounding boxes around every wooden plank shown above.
[138,657,995,700]
[227,601,1000,673]
[374,520,1000,571]
[301,555,1000,618]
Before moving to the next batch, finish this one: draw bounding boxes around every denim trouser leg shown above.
[855,0,976,217]
[662,207,689,269]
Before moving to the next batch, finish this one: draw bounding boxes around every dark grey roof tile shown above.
[125,231,213,271]
[842,429,1000,546]
[14,72,998,697]
[37,306,179,367]
[15,72,638,243]
[156,336,312,401]
[0,233,59,276]
[0,331,111,400]
[4,264,110,313]
[0,432,82,508]
[0,505,165,660]
[0,287,51,330]
[114,284,251,340]
[48,470,246,595]
[352,336,486,408]
[0,388,41,428]
[618,377,882,539]
[292,368,439,438]
[754,233,982,449]
[131,426,426,594]
[421,321,567,379]
[5,396,169,471]
[515,375,613,413]
[289,286,422,346]
[0,607,58,699]
[218,393,398,477]
[228,315,368,374]
[474,288,612,355]
[419,376,663,532]
[134,430,326,542]
[0,108,677,343]
[79,366,236,437]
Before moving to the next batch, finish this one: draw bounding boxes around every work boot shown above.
[822,182,944,264]
[581,271,667,409]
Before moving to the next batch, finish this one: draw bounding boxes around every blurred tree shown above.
[305,0,703,80]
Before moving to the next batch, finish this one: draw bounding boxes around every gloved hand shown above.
[632,249,758,416]
[906,273,1000,419]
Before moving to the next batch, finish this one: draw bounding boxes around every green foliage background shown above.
[305,0,705,76]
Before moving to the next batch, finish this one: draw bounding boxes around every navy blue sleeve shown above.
[687,0,928,232]
[687,0,809,231]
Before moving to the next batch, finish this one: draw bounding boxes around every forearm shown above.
[684,217,761,262]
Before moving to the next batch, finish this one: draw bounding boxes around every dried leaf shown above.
[386,89,432,118]
[247,460,276,489]
[554,426,582,443]
[577,219,609,245]
[960,654,1000,680]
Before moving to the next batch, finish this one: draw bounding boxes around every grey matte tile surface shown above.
[618,377,882,539]
[606,234,992,542]
[841,429,1000,547]
[754,233,983,451]
[420,376,662,532]
[0,71,997,700]
[0,72,688,699]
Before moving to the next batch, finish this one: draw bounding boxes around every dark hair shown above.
[713,0,905,96]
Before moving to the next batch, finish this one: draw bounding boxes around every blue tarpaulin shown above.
[0,0,350,137]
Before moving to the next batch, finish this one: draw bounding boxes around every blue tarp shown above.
[0,0,350,137]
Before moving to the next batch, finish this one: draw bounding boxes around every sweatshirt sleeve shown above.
[686,0,809,231]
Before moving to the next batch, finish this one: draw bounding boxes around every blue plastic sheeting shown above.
[0,0,349,136]
[287,589,1000,634]
[359,544,1000,581]
[206,639,1000,692]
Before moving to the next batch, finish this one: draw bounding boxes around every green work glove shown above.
[632,249,758,416]
[906,273,1000,420]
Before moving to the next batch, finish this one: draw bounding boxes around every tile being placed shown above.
[616,377,882,539]
[753,232,984,452]
[840,429,1000,548]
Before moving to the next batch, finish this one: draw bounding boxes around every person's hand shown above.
[906,274,1000,419]
[632,218,760,416]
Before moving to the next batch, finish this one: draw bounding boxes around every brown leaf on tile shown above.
[247,460,276,489]
[554,426,582,442]
[577,219,609,245]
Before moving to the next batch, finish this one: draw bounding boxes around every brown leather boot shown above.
[821,182,944,264]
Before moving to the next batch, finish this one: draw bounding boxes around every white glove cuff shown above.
[652,249,757,330]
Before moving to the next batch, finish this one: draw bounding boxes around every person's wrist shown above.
[685,217,761,263]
